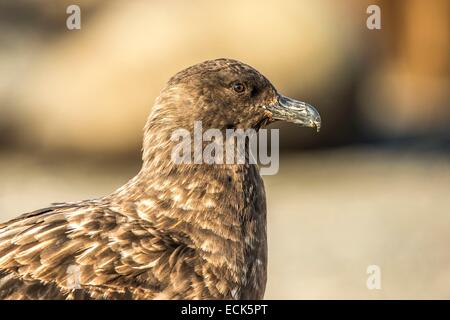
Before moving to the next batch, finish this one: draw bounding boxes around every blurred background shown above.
[0,0,448,299]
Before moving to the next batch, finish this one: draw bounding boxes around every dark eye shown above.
[232,82,245,93]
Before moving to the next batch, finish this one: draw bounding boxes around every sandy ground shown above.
[0,148,449,299]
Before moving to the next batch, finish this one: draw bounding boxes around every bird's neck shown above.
[109,131,267,298]
[107,110,267,298]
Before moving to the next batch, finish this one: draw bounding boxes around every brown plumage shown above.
[0,58,320,299]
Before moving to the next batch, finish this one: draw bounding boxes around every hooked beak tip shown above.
[269,94,322,132]
[312,114,321,132]
[314,118,321,132]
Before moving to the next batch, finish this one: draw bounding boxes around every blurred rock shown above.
[359,0,449,137]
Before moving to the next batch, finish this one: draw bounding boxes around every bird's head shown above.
[151,58,321,132]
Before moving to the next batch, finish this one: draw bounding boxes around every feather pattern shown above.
[0,59,280,299]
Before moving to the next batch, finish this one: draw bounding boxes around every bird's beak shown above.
[265,94,321,132]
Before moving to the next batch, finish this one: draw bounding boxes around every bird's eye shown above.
[232,82,246,93]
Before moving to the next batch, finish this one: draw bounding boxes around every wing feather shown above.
[0,202,201,299]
